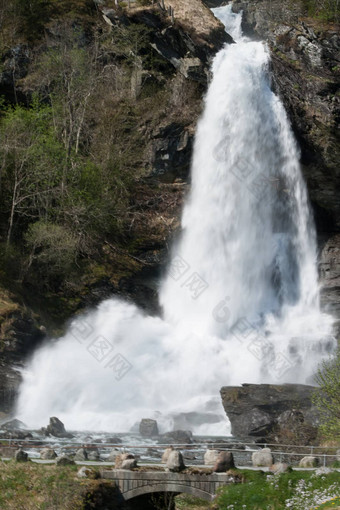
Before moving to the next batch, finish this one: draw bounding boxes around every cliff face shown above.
[230,0,340,326]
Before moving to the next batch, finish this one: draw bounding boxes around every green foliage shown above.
[215,469,340,510]
[13,0,52,40]
[313,347,340,442]
[302,0,339,21]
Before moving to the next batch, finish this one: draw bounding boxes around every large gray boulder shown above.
[220,384,319,441]
[166,450,185,472]
[40,448,57,460]
[213,451,235,472]
[107,449,119,462]
[252,448,273,467]
[87,448,100,461]
[139,419,159,437]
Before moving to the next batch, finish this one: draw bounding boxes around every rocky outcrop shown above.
[0,295,44,414]
[220,383,319,442]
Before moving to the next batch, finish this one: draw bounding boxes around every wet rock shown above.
[15,449,28,462]
[166,450,185,472]
[299,456,319,468]
[40,448,57,460]
[252,448,273,467]
[105,436,122,444]
[42,417,73,438]
[56,455,75,466]
[159,430,193,444]
[139,418,159,437]
[213,451,235,472]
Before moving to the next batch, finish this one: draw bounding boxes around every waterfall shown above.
[15,5,335,434]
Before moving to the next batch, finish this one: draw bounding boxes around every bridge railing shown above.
[0,438,339,466]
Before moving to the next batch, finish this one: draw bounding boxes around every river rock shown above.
[159,430,193,444]
[204,449,220,465]
[42,417,73,438]
[87,448,100,461]
[213,451,235,472]
[40,448,57,460]
[115,453,135,469]
[139,418,159,437]
[161,446,174,463]
[299,456,319,468]
[121,458,137,470]
[56,455,75,466]
[14,448,28,462]
[74,448,88,461]
[166,450,185,472]
[252,448,273,467]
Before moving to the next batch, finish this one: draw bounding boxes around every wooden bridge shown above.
[101,468,232,503]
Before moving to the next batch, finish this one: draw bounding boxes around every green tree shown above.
[313,347,340,442]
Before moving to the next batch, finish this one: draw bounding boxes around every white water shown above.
[16,6,335,434]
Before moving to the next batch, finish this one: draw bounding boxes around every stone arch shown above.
[123,483,213,502]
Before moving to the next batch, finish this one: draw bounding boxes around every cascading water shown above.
[16,5,335,434]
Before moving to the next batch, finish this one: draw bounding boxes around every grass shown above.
[0,460,101,509]
[214,469,340,510]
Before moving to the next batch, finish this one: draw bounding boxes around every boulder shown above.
[1,419,26,430]
[299,456,319,468]
[161,446,174,463]
[42,417,73,438]
[74,448,88,461]
[159,430,193,444]
[166,450,185,472]
[139,419,159,438]
[220,384,320,440]
[87,448,100,461]
[40,448,57,460]
[204,449,220,465]
[105,437,122,444]
[56,455,75,466]
[14,448,28,462]
[115,453,135,469]
[269,463,289,474]
[252,448,273,467]
[121,458,137,470]
[77,466,98,479]
[213,451,235,472]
